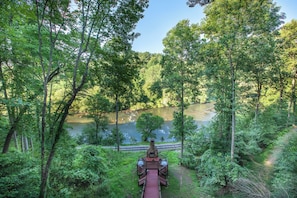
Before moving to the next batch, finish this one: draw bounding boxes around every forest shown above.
[1,0,297,197]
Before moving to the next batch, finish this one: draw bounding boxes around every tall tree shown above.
[162,20,202,158]
[1,1,42,153]
[202,0,283,160]
[96,37,140,151]
[34,0,148,196]
[279,20,297,125]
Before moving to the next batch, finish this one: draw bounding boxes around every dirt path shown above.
[264,127,297,167]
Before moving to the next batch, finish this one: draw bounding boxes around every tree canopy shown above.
[136,113,165,142]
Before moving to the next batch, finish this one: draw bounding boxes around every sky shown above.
[132,0,297,54]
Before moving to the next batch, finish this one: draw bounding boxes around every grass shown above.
[104,151,142,198]
[104,150,212,198]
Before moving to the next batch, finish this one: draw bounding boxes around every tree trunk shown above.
[21,134,29,152]
[39,94,77,198]
[229,50,236,161]
[288,69,297,125]
[30,138,34,152]
[13,131,19,151]
[25,135,29,151]
[115,94,120,152]
[255,80,262,120]
[278,70,285,107]
[21,134,24,152]
[95,121,99,144]
[1,66,43,153]
[3,125,18,153]
[39,76,48,198]
[181,78,185,159]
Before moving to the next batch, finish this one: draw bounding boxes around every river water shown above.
[66,103,215,144]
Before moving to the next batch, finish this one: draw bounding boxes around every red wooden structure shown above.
[137,140,168,198]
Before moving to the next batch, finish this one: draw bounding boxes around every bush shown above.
[182,126,210,169]
[271,133,297,197]
[48,145,109,197]
[197,149,246,188]
[0,151,39,198]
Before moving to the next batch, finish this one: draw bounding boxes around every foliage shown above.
[33,0,148,195]
[162,19,203,157]
[170,111,197,141]
[197,149,246,188]
[48,145,109,197]
[103,127,125,146]
[279,20,297,125]
[0,152,39,198]
[201,0,284,160]
[187,0,212,7]
[162,19,203,106]
[77,123,104,145]
[95,37,140,109]
[94,37,142,150]
[136,53,164,108]
[1,0,297,196]
[271,132,297,197]
[136,112,165,142]
[182,126,211,168]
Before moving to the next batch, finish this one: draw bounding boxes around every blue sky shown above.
[132,0,297,53]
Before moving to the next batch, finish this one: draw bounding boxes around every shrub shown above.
[271,133,297,197]
[0,151,39,198]
[48,145,109,197]
[197,149,246,188]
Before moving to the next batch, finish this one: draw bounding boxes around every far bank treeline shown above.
[1,0,297,197]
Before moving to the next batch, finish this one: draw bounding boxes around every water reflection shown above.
[66,103,215,144]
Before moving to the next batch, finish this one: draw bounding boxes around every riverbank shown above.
[66,103,215,144]
[66,102,215,124]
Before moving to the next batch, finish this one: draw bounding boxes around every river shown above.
[66,103,215,144]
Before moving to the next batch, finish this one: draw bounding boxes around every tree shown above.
[141,54,164,107]
[33,0,148,196]
[84,93,111,144]
[104,128,125,146]
[162,19,202,157]
[279,20,297,125]
[187,0,213,7]
[170,111,197,142]
[95,37,141,151]
[1,1,41,153]
[201,0,283,160]
[136,113,164,142]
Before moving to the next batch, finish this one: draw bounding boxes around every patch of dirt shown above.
[162,165,212,198]
[170,165,193,187]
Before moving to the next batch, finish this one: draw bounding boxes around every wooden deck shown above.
[143,170,160,198]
